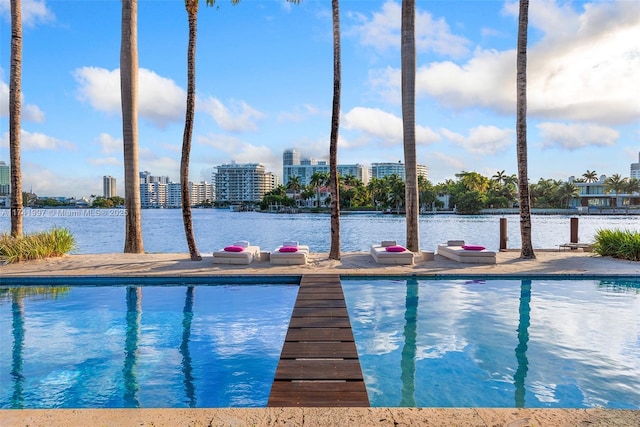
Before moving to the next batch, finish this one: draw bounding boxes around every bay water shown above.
[1,209,637,255]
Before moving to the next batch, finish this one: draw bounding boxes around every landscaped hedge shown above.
[0,228,76,264]
[592,228,640,261]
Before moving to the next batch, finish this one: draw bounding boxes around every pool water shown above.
[342,277,640,409]
[0,284,298,409]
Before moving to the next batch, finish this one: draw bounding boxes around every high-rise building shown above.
[0,161,9,195]
[371,162,428,181]
[103,175,117,198]
[283,148,301,167]
[630,152,640,180]
[215,162,275,203]
[282,150,369,186]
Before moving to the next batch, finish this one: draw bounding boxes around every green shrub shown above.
[0,228,76,264]
[592,228,640,261]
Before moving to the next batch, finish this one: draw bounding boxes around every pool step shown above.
[268,274,370,407]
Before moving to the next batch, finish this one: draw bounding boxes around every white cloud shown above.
[96,133,121,154]
[440,125,513,155]
[0,0,55,27]
[1,129,74,151]
[343,106,440,146]
[197,97,264,132]
[277,104,327,123]
[74,67,186,128]
[1,81,46,122]
[349,0,471,58]
[196,133,280,176]
[87,156,120,166]
[370,0,640,125]
[537,122,618,150]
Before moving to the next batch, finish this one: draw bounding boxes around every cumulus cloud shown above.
[537,122,618,150]
[97,133,121,154]
[87,156,120,166]
[349,0,471,58]
[440,125,513,155]
[0,0,55,27]
[0,81,46,122]
[277,104,327,123]
[343,106,440,146]
[198,97,264,132]
[197,133,280,174]
[370,0,640,125]
[1,129,74,151]
[74,67,186,128]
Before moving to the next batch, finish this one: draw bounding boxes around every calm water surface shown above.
[1,209,638,254]
[0,284,298,408]
[343,278,640,408]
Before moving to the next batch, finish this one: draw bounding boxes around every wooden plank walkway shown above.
[268,274,370,407]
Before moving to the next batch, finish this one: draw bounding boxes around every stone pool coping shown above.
[1,250,639,426]
[3,407,639,426]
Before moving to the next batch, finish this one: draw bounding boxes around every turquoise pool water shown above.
[342,277,640,409]
[0,283,298,409]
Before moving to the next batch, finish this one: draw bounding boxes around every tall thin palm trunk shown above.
[328,0,341,260]
[9,0,23,238]
[182,1,202,261]
[121,0,144,253]
[516,0,535,258]
[401,0,419,252]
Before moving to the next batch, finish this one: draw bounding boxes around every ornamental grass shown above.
[592,228,640,262]
[0,227,76,264]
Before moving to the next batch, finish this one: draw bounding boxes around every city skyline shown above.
[1,0,638,198]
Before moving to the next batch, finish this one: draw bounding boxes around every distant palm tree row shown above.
[262,169,639,215]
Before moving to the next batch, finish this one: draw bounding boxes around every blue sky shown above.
[1,0,639,198]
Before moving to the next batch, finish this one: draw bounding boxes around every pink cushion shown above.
[462,245,485,251]
[279,246,299,253]
[224,245,244,252]
[385,245,406,252]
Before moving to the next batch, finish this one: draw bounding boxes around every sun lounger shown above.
[270,241,309,265]
[212,241,261,265]
[437,240,496,264]
[370,240,415,265]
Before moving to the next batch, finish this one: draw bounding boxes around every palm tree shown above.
[604,173,627,207]
[121,0,144,253]
[492,170,508,185]
[181,0,228,261]
[329,0,341,260]
[401,0,419,252]
[310,171,328,208]
[9,0,23,238]
[559,182,580,208]
[515,0,535,259]
[286,175,302,206]
[582,170,598,183]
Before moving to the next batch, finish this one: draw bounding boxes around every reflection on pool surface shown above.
[0,284,298,409]
[342,277,640,409]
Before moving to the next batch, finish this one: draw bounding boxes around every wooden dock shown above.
[267,274,370,407]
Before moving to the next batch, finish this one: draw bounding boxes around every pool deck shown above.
[1,250,639,426]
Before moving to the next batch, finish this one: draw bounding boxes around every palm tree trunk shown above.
[181,3,202,261]
[401,0,419,252]
[9,0,23,238]
[329,0,341,260]
[121,0,144,253]
[516,0,535,259]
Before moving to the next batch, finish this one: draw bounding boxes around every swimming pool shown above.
[0,282,298,409]
[342,277,640,409]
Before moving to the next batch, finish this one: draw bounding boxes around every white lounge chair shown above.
[212,241,261,265]
[437,240,496,264]
[370,240,415,265]
[270,241,309,265]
